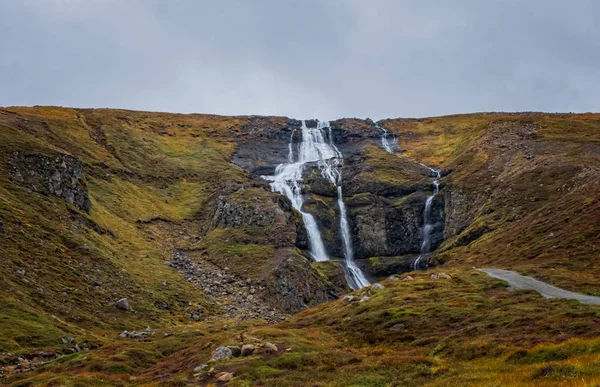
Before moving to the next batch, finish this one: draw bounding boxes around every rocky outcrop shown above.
[212,187,307,249]
[361,255,415,277]
[263,249,349,313]
[346,191,444,259]
[10,152,91,212]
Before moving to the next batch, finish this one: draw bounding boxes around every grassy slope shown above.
[0,106,251,354]
[382,113,600,294]
[2,108,600,386]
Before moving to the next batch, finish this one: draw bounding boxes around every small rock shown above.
[194,364,208,372]
[211,346,233,361]
[116,298,130,311]
[216,372,234,382]
[74,344,81,352]
[387,275,400,281]
[371,283,385,292]
[241,344,255,356]
[438,273,452,279]
[403,276,414,281]
[222,324,229,331]
[118,331,128,338]
[343,295,358,303]
[61,337,75,344]
[359,296,370,303]
[264,342,278,353]
[389,323,405,331]
[16,269,25,276]
[430,274,439,280]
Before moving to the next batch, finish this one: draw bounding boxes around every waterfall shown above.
[262,120,370,289]
[375,122,398,154]
[338,186,370,289]
[413,165,441,270]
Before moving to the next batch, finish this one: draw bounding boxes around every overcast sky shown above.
[1,0,599,119]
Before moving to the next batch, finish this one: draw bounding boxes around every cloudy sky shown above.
[1,0,599,119]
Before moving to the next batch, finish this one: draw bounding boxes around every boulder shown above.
[241,344,255,356]
[343,295,358,303]
[264,342,278,353]
[370,283,385,292]
[216,372,234,382]
[389,323,405,331]
[227,346,242,357]
[211,346,233,361]
[116,298,130,311]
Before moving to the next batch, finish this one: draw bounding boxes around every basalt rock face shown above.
[212,188,300,247]
[9,152,91,212]
[231,117,446,278]
[346,191,445,259]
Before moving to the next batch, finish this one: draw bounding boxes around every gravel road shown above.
[478,268,600,305]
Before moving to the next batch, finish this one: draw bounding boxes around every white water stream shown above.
[413,165,441,270]
[378,124,398,153]
[263,121,370,289]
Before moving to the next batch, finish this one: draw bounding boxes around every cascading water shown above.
[413,165,441,270]
[262,120,370,289]
[337,186,370,289]
[377,124,398,153]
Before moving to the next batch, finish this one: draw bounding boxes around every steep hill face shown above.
[1,107,599,385]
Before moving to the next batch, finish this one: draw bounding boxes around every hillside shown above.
[1,106,599,386]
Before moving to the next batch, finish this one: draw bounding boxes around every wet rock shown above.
[211,346,233,361]
[115,298,130,311]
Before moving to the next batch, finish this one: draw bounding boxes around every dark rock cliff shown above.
[9,151,91,212]
[230,117,447,280]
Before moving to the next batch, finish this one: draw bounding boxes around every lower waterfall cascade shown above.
[263,120,370,289]
[413,165,441,270]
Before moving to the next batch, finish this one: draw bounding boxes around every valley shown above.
[0,107,599,385]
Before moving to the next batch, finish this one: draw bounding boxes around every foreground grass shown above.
[8,269,600,386]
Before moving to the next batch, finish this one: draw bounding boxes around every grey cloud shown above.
[1,0,599,119]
